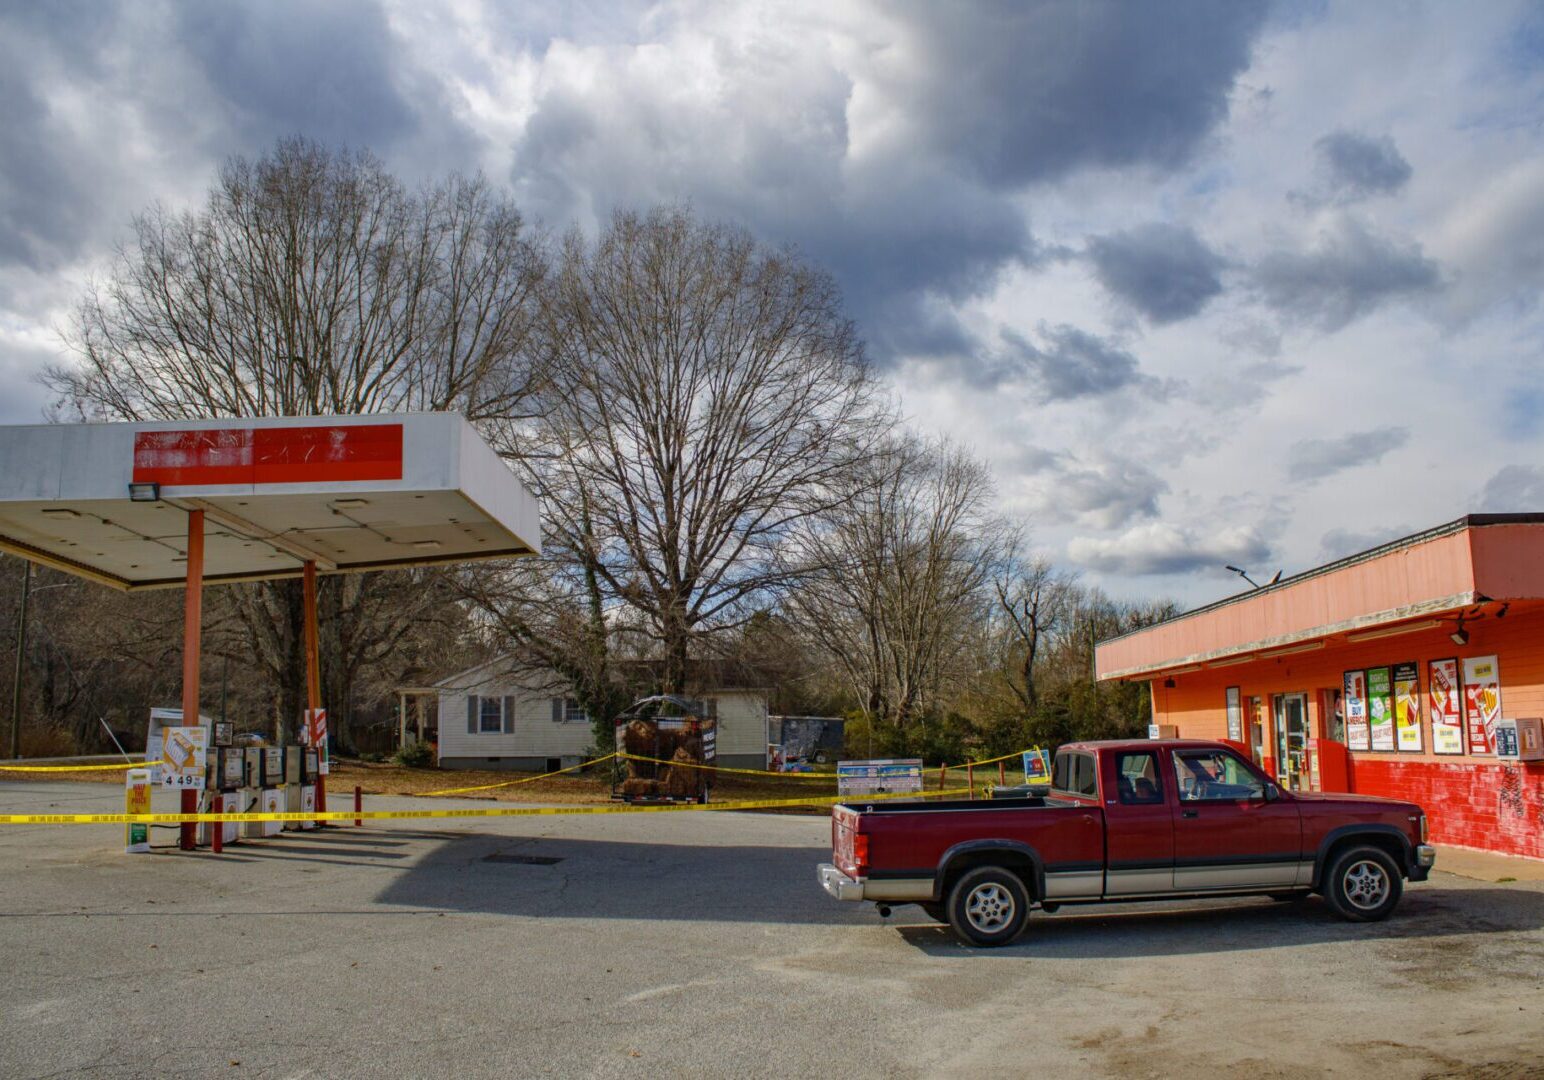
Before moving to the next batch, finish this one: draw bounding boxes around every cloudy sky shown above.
[2,0,1541,608]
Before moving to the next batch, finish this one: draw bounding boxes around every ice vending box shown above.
[1494,717,1544,762]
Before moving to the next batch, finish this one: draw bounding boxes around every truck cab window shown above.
[1115,752,1163,805]
[1054,751,1098,798]
[1173,750,1264,801]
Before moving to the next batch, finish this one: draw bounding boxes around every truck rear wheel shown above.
[1324,845,1403,922]
[946,866,1030,947]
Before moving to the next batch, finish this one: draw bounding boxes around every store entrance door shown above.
[1248,696,1266,766]
[1273,693,1310,791]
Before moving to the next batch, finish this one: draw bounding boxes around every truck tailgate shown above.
[832,804,863,877]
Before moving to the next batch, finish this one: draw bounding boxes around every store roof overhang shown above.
[1095,515,1544,682]
[0,413,540,591]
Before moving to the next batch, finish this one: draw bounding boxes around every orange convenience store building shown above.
[1095,515,1544,861]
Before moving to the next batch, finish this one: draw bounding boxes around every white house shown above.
[435,655,770,771]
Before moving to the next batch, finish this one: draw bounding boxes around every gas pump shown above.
[241,747,284,838]
[300,747,320,830]
[198,747,245,847]
[283,746,304,830]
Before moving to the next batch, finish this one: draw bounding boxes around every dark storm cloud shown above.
[1015,447,1168,529]
[508,1,1271,361]
[889,0,1271,187]
[1286,426,1409,483]
[1478,465,1544,511]
[1086,223,1226,323]
[1254,219,1441,331]
[1314,131,1413,200]
[1068,521,1271,576]
[994,325,1160,402]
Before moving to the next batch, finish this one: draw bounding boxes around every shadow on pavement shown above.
[373,830,863,925]
[892,885,1544,957]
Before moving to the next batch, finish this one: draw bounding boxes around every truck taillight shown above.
[852,834,869,874]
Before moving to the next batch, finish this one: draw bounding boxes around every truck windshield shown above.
[1173,750,1264,801]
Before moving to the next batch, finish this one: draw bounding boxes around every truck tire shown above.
[946,866,1030,947]
[1323,845,1403,922]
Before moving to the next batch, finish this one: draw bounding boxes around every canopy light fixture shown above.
[1164,664,1204,675]
[412,540,442,550]
[1208,654,1258,668]
[1450,616,1470,647]
[40,508,79,519]
[127,482,160,502]
[1346,620,1442,643]
[1259,640,1326,659]
[333,498,370,508]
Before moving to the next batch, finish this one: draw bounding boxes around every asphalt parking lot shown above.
[2,780,1543,1079]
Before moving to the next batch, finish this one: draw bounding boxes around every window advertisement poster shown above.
[1367,666,1396,751]
[1344,670,1370,750]
[1392,661,1423,752]
[1462,655,1502,755]
[1225,686,1243,741]
[1428,658,1465,755]
[837,759,923,796]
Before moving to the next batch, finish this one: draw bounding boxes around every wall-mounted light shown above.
[127,482,160,502]
[1164,677,1176,689]
[1450,616,1470,647]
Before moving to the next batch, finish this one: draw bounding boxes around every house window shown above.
[563,698,589,724]
[479,696,504,733]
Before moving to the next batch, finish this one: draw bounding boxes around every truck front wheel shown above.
[1324,845,1403,922]
[946,866,1030,947]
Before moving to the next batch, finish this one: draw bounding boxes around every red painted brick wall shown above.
[1350,757,1544,859]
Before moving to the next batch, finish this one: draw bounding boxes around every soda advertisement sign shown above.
[1428,658,1464,755]
[1393,661,1423,752]
[1462,655,1502,755]
[1344,670,1370,750]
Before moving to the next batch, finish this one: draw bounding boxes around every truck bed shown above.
[835,795,1074,813]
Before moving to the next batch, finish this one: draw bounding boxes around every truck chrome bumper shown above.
[1410,844,1436,882]
[818,862,865,901]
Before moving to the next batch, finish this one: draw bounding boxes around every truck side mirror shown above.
[1261,784,1280,802]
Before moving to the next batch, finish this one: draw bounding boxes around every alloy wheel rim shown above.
[1343,860,1390,910]
[965,882,1015,932]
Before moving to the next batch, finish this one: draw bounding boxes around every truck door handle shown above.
[1181,810,1199,819]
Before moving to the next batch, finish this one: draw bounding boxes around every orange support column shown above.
[302,561,326,816]
[179,509,204,851]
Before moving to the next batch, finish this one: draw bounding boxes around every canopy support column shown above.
[303,561,326,815]
[179,510,204,851]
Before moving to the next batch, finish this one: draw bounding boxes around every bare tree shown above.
[784,436,1003,731]
[992,543,1076,711]
[514,207,883,695]
[47,137,546,745]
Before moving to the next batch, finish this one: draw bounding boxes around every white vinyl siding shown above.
[435,658,767,767]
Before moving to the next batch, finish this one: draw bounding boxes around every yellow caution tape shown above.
[0,785,976,826]
[0,759,165,772]
[617,752,837,780]
[421,752,621,796]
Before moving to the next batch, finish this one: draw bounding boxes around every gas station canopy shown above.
[0,412,541,590]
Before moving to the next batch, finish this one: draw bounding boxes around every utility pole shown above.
[9,561,31,759]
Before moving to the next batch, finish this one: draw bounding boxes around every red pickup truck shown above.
[818,739,1434,946]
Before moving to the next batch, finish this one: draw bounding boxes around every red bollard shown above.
[354,785,362,828]
[999,761,1007,786]
[211,794,223,854]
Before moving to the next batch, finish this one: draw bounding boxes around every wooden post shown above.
[938,765,947,791]
[211,793,223,854]
[415,695,425,743]
[999,760,1007,786]
[302,561,326,816]
[179,510,204,851]
[354,785,362,828]
[967,763,975,800]
[398,692,408,748]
